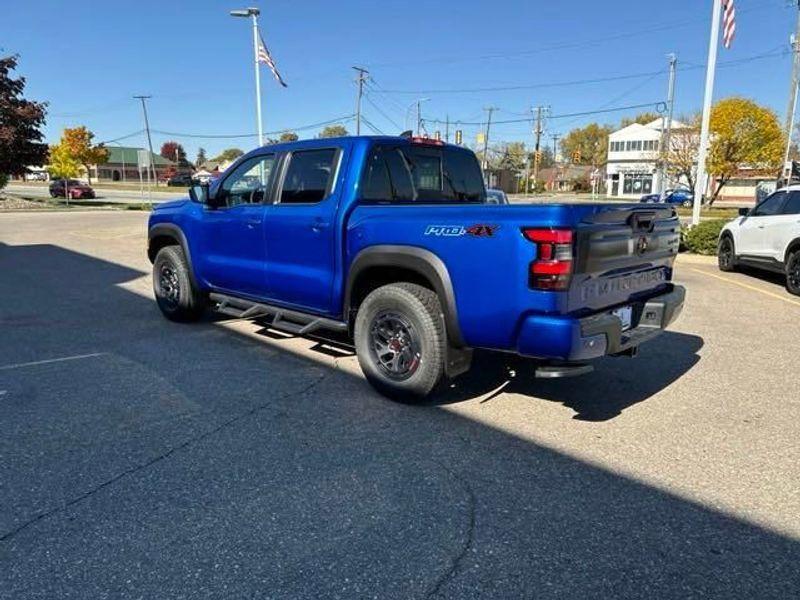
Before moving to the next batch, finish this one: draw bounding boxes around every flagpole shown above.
[251,11,264,147]
[693,0,723,226]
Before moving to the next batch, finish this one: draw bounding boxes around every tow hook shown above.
[535,362,594,379]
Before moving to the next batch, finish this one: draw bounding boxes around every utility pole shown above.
[551,133,561,163]
[693,0,723,226]
[657,53,678,195]
[784,2,800,174]
[482,106,497,172]
[353,66,369,136]
[445,115,450,142]
[133,95,158,186]
[532,106,546,188]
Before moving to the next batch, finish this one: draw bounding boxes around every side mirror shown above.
[189,182,212,205]
[738,207,750,217]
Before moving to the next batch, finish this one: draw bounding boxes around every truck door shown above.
[263,147,343,314]
[196,153,275,298]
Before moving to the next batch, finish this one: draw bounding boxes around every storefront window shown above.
[623,173,653,195]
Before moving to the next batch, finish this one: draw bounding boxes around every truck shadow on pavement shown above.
[0,241,795,599]
[435,335,703,421]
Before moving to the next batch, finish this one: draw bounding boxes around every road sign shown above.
[137,150,151,169]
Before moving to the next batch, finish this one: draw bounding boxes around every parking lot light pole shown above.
[230,7,264,147]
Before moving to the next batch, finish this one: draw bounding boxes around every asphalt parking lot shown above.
[1,210,799,599]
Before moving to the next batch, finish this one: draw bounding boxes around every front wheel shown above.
[354,283,446,402]
[718,235,737,272]
[786,252,800,296]
[152,245,206,321]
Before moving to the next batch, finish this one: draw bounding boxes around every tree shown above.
[0,55,48,188]
[160,141,187,165]
[497,142,527,172]
[279,131,299,142]
[620,112,661,128]
[47,141,80,180]
[62,126,109,184]
[707,98,784,204]
[196,147,207,166]
[666,114,701,195]
[319,124,348,138]
[560,123,613,166]
[212,148,244,163]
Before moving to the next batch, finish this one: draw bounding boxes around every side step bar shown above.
[209,293,348,337]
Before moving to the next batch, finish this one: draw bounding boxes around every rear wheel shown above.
[354,283,446,402]
[786,252,800,296]
[718,235,737,272]
[153,245,206,321]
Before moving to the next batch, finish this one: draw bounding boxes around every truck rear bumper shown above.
[515,285,686,361]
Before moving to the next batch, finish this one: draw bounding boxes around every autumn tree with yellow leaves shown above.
[707,98,783,204]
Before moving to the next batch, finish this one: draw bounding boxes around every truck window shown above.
[218,154,275,207]
[279,149,337,204]
[360,144,485,204]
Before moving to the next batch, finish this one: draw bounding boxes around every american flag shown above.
[722,0,736,49]
[257,33,288,87]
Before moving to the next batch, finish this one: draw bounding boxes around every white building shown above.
[605,118,689,198]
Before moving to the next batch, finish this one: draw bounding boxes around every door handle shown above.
[246,218,262,229]
[311,220,330,232]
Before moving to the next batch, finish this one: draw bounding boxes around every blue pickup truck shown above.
[148,135,685,400]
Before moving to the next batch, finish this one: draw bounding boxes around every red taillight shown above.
[522,228,574,291]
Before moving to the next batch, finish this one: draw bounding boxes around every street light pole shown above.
[231,7,264,147]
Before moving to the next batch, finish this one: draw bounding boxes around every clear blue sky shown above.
[3,0,797,160]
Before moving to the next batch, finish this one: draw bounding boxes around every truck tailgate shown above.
[567,205,679,314]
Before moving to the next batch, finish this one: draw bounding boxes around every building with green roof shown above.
[94,146,175,182]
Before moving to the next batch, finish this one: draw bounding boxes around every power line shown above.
[363,93,403,131]
[362,0,780,70]
[150,114,356,139]
[98,130,145,145]
[374,48,787,95]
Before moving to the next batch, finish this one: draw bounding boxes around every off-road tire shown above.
[354,282,446,402]
[153,245,206,322]
[786,251,800,296]
[718,235,737,272]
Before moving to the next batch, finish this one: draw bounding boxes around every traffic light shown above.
[534,150,542,164]
[455,130,463,145]
[572,150,582,164]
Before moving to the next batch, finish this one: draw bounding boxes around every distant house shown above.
[539,164,597,192]
[605,119,691,198]
[93,146,175,182]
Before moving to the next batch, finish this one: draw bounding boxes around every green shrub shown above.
[0,173,8,190]
[682,219,730,255]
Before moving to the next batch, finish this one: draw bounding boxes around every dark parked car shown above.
[640,188,694,207]
[167,174,195,187]
[49,179,95,199]
[486,188,509,205]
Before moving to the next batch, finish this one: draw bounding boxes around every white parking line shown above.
[0,352,106,371]
[0,390,6,396]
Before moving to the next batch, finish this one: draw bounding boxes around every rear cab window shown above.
[360,142,485,204]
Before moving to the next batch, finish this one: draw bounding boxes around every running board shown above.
[209,293,348,336]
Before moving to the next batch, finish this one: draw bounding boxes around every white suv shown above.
[718,185,800,295]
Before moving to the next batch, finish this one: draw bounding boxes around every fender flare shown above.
[147,223,199,289]
[784,237,800,264]
[344,245,464,348]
